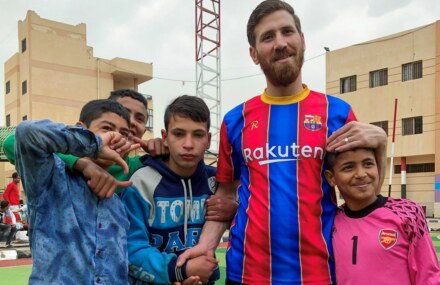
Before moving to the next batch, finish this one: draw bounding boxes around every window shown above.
[340,75,356,93]
[402,116,422,135]
[371,121,388,136]
[22,80,27,95]
[369,68,388,88]
[5,80,10,94]
[6,114,10,127]
[21,38,26,53]
[22,115,27,121]
[394,163,434,174]
[402,61,422,81]
[146,108,153,130]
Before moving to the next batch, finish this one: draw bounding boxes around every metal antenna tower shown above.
[195,0,221,153]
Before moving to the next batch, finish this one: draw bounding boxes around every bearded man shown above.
[177,1,388,284]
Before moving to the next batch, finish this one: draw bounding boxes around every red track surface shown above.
[0,258,32,267]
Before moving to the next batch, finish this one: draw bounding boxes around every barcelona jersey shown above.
[217,86,356,285]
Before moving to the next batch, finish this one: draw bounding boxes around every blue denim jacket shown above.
[15,120,129,285]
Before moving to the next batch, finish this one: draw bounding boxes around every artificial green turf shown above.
[3,238,440,285]
[0,265,32,285]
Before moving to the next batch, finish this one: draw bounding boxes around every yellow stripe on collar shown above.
[261,84,310,105]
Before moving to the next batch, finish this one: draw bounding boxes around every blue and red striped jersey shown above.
[217,86,356,285]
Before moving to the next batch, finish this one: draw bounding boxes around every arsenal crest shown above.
[379,229,398,250]
[304,115,322,131]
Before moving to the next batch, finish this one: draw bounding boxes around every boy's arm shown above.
[122,186,187,284]
[177,182,236,266]
[15,120,129,199]
[2,133,80,169]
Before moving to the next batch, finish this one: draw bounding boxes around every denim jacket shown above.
[15,120,129,285]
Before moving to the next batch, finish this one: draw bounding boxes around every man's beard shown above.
[258,46,304,87]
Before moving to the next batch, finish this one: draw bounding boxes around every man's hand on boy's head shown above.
[326,121,387,153]
[78,158,133,198]
[133,136,169,157]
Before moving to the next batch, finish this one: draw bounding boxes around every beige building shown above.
[2,11,154,196]
[326,20,440,217]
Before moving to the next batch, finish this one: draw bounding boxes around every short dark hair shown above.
[108,89,148,110]
[79,99,130,128]
[326,148,375,171]
[12,172,19,179]
[247,0,302,48]
[164,95,210,131]
[1,200,9,209]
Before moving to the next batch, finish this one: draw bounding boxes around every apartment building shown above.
[326,20,440,216]
[2,11,154,192]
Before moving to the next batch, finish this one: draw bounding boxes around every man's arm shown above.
[326,121,387,194]
[177,182,236,266]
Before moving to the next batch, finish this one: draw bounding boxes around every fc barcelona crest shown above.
[304,115,322,131]
[379,229,398,250]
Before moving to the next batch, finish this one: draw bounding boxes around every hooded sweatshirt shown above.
[121,155,220,284]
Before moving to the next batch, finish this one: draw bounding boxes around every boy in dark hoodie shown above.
[122,95,220,285]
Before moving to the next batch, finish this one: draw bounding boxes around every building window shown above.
[340,75,356,93]
[402,116,422,135]
[6,114,10,127]
[21,38,26,53]
[369,68,388,88]
[5,80,10,94]
[22,80,27,95]
[402,60,422,82]
[394,163,434,174]
[146,109,153,130]
[371,121,388,136]
[22,115,27,121]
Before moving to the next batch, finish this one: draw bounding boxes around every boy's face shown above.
[116,96,147,139]
[324,149,379,211]
[161,115,211,177]
[80,112,130,168]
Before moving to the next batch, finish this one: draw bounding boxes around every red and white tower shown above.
[195,0,221,153]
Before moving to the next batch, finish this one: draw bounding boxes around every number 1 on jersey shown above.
[352,235,358,264]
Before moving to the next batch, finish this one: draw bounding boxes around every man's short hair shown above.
[79,99,130,128]
[164,95,210,131]
[247,0,302,48]
[12,172,19,179]
[108,89,148,110]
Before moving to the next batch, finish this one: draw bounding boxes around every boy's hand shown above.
[185,255,218,284]
[206,195,238,222]
[172,276,202,285]
[99,132,138,174]
[77,158,132,198]
[133,136,169,157]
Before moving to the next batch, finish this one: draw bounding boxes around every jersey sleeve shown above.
[407,204,440,284]
[216,120,239,183]
[56,153,79,170]
[121,186,185,284]
[2,134,16,165]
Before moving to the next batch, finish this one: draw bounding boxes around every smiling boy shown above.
[325,148,440,285]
